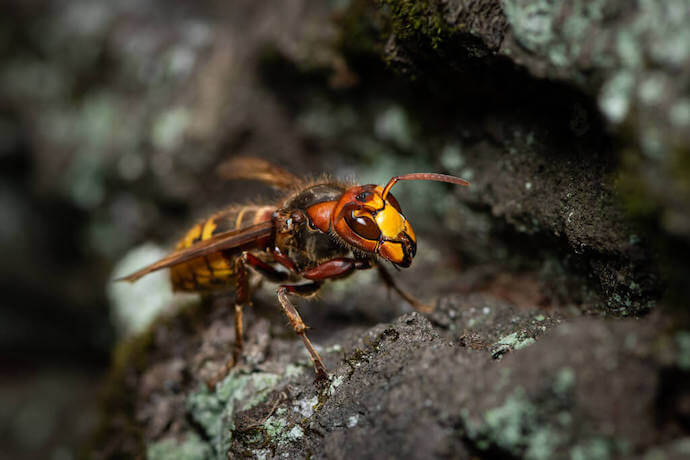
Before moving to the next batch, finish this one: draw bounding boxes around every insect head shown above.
[332,173,469,267]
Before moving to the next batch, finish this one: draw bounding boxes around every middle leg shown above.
[276,284,329,381]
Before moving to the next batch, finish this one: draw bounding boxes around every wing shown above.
[116,220,274,282]
[216,156,303,190]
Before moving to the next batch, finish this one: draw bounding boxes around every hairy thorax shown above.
[275,182,351,272]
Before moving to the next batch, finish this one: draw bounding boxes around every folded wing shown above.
[116,220,274,282]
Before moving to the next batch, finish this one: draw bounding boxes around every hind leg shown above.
[206,257,251,388]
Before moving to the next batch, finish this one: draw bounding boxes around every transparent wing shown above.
[216,156,302,190]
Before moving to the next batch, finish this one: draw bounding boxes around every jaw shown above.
[378,238,415,267]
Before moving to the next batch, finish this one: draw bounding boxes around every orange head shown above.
[331,173,469,267]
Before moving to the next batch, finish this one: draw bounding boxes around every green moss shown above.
[380,0,454,49]
[482,388,535,452]
[672,438,690,455]
[463,387,567,459]
[514,337,536,350]
[615,163,659,220]
[147,433,212,460]
[151,106,190,151]
[599,71,634,123]
[553,367,575,396]
[670,99,690,127]
[337,0,387,59]
[502,0,559,51]
[676,331,690,371]
[263,416,288,439]
[375,105,414,148]
[494,331,538,352]
[187,371,282,455]
[503,0,610,71]
[570,437,614,460]
[671,147,690,195]
[327,375,345,397]
[460,363,588,459]
[525,428,565,460]
[284,363,305,379]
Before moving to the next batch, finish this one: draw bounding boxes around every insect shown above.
[118,157,469,383]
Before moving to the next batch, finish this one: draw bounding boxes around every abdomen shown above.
[170,205,274,291]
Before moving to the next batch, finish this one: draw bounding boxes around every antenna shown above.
[381,173,470,200]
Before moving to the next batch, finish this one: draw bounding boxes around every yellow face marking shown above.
[405,220,416,243]
[374,204,405,239]
[368,186,386,209]
[380,241,404,264]
[202,218,217,240]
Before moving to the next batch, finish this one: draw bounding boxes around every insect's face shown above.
[332,184,417,267]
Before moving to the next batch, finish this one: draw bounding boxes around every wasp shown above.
[119,157,469,383]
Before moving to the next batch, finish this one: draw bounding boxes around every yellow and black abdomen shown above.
[170,205,275,291]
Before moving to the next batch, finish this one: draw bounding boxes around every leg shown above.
[232,303,244,363]
[271,247,297,272]
[376,261,434,313]
[207,256,251,388]
[243,252,289,282]
[232,256,250,362]
[280,281,323,296]
[301,257,371,281]
[277,285,329,381]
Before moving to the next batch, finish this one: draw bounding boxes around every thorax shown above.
[274,182,349,272]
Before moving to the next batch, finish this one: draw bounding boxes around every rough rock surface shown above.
[94,293,690,459]
[377,0,690,307]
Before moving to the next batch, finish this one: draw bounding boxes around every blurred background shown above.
[2,0,689,458]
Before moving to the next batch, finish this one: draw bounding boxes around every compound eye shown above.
[345,208,381,240]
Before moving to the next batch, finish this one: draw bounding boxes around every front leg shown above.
[376,261,433,313]
[243,252,289,282]
[302,257,432,312]
[301,257,370,281]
